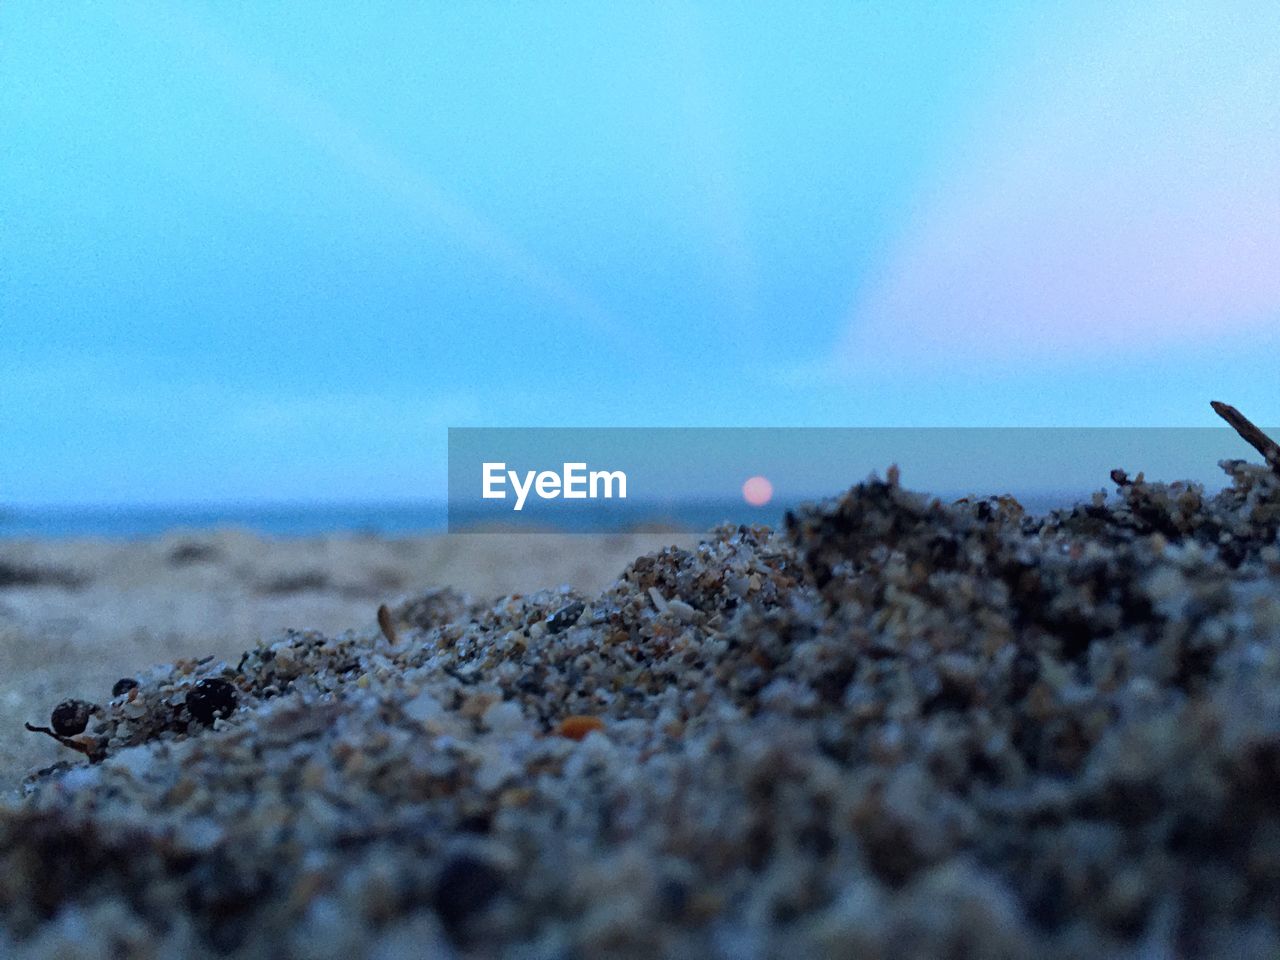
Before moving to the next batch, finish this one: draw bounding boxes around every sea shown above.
[0,492,1082,540]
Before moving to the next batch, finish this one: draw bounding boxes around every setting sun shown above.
[742,475,773,507]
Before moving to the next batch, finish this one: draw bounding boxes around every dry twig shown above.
[23,723,106,762]
[1211,401,1280,475]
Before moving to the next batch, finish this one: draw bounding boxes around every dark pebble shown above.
[432,854,503,932]
[186,678,238,726]
[457,812,492,834]
[657,877,689,919]
[50,699,94,737]
[546,601,585,634]
[112,678,139,697]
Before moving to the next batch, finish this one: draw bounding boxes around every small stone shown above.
[50,699,94,736]
[556,715,605,741]
[546,601,585,634]
[432,854,503,932]
[112,678,140,697]
[648,587,669,613]
[666,598,697,622]
[185,678,237,726]
[482,699,525,734]
[403,689,443,725]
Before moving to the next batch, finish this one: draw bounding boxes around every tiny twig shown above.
[24,722,105,761]
[1211,401,1280,475]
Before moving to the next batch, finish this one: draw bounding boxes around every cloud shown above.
[835,1,1280,372]
[133,2,657,357]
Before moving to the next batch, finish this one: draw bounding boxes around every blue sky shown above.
[3,2,1278,505]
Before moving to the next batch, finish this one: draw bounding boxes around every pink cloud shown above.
[838,2,1280,369]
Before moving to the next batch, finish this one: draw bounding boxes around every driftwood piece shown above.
[1211,401,1280,475]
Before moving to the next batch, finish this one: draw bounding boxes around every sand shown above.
[0,531,695,787]
[2,460,1280,957]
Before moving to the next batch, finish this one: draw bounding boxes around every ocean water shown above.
[0,503,450,540]
[0,492,1081,540]
[0,500,774,539]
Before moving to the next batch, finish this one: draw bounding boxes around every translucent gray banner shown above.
[447,427,1272,533]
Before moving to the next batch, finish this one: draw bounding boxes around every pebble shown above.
[111,678,139,698]
[556,715,606,741]
[545,600,585,634]
[49,700,94,737]
[431,855,504,934]
[184,678,237,726]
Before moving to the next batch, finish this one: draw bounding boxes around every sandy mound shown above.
[1,464,1279,957]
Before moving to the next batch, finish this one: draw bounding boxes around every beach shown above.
[0,461,1279,957]
[9,0,1272,952]
[0,531,695,786]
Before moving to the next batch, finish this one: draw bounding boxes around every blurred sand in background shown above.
[0,530,695,789]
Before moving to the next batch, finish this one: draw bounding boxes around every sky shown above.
[3,1,1278,505]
